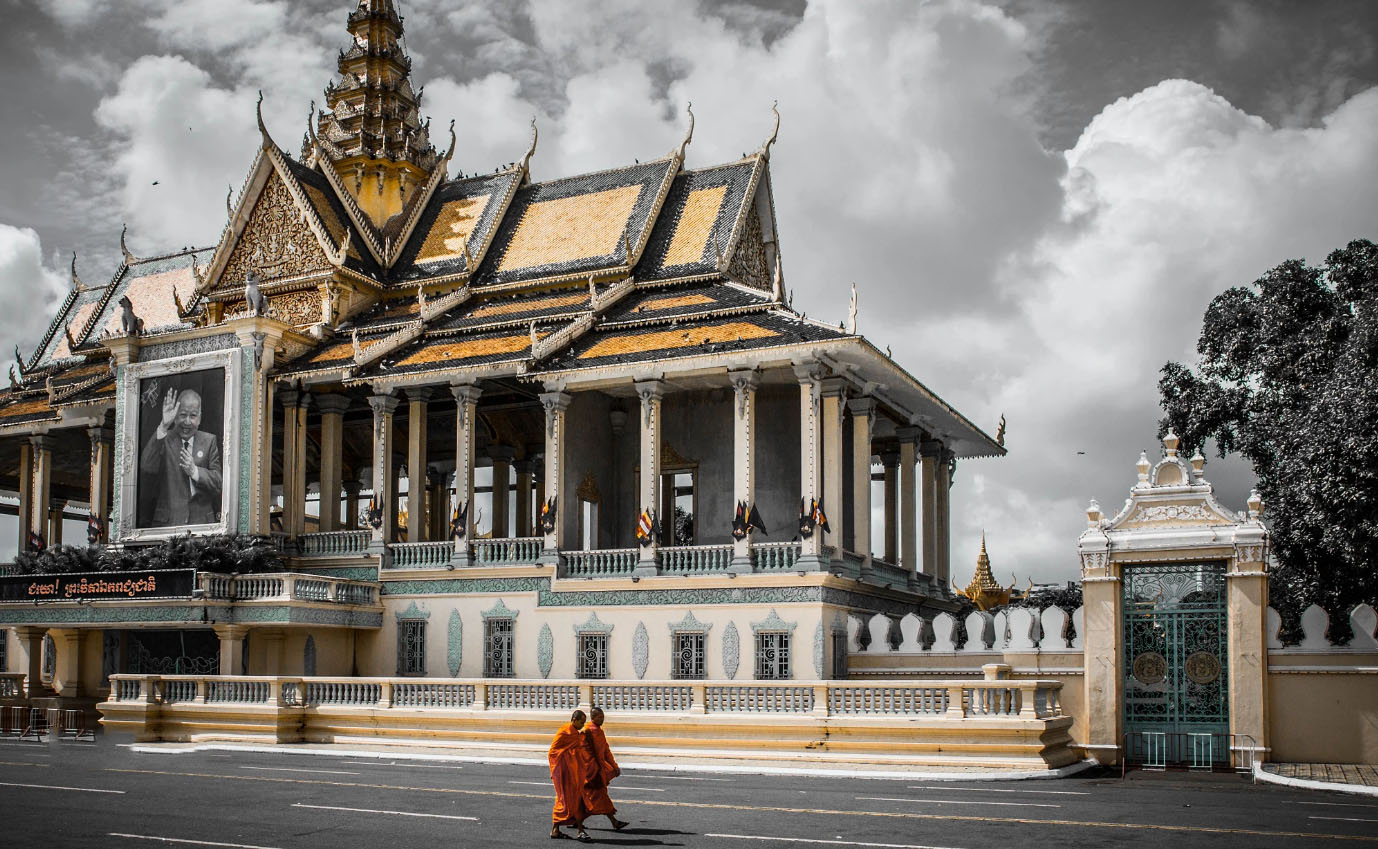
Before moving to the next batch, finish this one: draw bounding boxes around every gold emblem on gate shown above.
[1132,651,1167,684]
[1184,651,1221,684]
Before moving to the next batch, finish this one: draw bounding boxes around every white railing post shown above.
[379,681,394,708]
[472,682,487,711]
[946,684,966,717]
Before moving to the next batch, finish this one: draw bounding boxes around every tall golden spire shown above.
[954,532,1014,610]
[315,0,439,229]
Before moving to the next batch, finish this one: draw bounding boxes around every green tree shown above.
[1159,239,1378,642]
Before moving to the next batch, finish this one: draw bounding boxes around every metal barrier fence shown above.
[1121,731,1257,774]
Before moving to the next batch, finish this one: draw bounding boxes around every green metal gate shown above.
[1122,561,1229,766]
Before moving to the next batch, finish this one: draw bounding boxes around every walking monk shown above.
[549,710,591,841]
[583,707,629,830]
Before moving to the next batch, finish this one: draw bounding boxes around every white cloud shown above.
[0,225,68,373]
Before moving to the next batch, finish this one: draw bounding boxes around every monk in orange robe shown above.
[548,710,591,841]
[582,707,629,830]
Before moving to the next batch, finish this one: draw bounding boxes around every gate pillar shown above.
[1228,491,1270,764]
[1078,506,1121,765]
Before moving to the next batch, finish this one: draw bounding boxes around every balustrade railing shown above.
[105,676,1064,720]
[563,549,637,577]
[296,530,371,557]
[752,542,801,571]
[868,558,912,587]
[387,541,454,570]
[660,544,734,574]
[197,573,378,606]
[472,537,543,565]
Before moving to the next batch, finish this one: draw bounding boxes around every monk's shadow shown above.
[583,825,695,845]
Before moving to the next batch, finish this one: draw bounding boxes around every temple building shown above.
[0,0,1001,706]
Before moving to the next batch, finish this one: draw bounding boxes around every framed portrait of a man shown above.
[115,347,243,541]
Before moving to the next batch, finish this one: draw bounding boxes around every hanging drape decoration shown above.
[540,496,558,534]
[635,508,659,547]
[450,500,468,540]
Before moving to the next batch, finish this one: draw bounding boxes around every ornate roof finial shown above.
[416,284,426,313]
[226,184,235,219]
[305,100,319,152]
[771,257,783,302]
[64,322,78,352]
[520,116,538,176]
[1162,430,1179,457]
[995,414,1006,447]
[954,531,1012,610]
[674,102,694,160]
[119,224,138,265]
[461,238,474,271]
[754,100,780,159]
[445,118,457,163]
[351,328,363,361]
[70,252,84,291]
[847,282,857,334]
[13,345,26,377]
[256,90,277,150]
[1136,450,1151,483]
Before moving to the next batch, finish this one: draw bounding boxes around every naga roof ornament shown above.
[755,101,780,160]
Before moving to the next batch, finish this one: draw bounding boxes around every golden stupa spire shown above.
[315,0,440,228]
[954,531,1015,610]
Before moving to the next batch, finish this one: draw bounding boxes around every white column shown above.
[794,362,826,569]
[728,369,759,572]
[881,449,899,565]
[820,377,846,561]
[515,459,533,537]
[367,393,400,547]
[920,438,942,584]
[539,389,572,563]
[278,388,310,538]
[896,426,920,583]
[489,446,514,539]
[937,449,954,591]
[848,397,875,574]
[88,425,114,544]
[634,379,664,575]
[404,387,431,542]
[214,624,249,675]
[16,440,32,554]
[314,394,350,532]
[29,435,53,549]
[450,382,481,565]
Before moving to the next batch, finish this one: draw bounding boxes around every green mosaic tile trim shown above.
[381,578,547,596]
[447,609,462,676]
[0,605,206,625]
[292,566,379,581]
[237,347,253,533]
[231,606,382,627]
[537,623,554,678]
[110,364,125,538]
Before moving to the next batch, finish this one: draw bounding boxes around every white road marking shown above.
[1289,800,1378,809]
[609,786,665,792]
[292,802,478,821]
[706,834,964,849]
[0,780,124,794]
[239,766,359,775]
[858,796,1060,809]
[109,835,282,849]
[510,780,556,787]
[341,761,465,770]
[641,775,730,781]
[906,786,1088,796]
[1311,816,1378,824]
[0,760,49,767]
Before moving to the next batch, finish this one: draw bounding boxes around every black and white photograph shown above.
[135,367,225,529]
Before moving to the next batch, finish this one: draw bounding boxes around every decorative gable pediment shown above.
[220,170,335,291]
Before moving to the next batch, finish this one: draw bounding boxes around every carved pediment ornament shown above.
[576,471,600,503]
[662,441,696,469]
[1128,503,1213,524]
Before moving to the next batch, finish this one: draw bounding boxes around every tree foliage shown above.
[10,534,283,576]
[1159,239,1378,640]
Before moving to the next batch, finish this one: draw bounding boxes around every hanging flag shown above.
[811,498,831,534]
[747,502,768,536]
[366,494,383,530]
[798,498,814,539]
[731,500,748,541]
[450,500,468,540]
[636,508,656,546]
[86,512,103,545]
[540,496,558,534]
[28,530,46,553]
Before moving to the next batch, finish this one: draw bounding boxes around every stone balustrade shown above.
[197,572,379,606]
[297,530,371,557]
[563,549,637,577]
[752,541,802,571]
[385,540,453,570]
[847,606,1086,654]
[471,537,543,566]
[660,544,734,574]
[104,674,1063,720]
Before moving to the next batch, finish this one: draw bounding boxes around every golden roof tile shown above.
[414,195,492,265]
[578,320,775,359]
[469,292,586,319]
[637,293,715,312]
[662,185,728,267]
[497,185,641,273]
[0,396,55,420]
[393,332,536,367]
[99,267,195,335]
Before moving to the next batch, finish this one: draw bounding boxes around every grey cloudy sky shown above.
[2,0,1377,583]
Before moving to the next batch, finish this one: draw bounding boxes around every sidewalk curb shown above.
[123,743,1098,782]
[1253,763,1378,798]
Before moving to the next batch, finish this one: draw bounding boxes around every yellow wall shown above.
[1268,652,1378,764]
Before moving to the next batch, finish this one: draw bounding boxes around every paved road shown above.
[2,736,1376,848]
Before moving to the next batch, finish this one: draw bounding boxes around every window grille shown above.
[397,619,426,676]
[755,632,790,680]
[672,632,705,679]
[578,634,609,679]
[830,632,849,679]
[485,618,514,678]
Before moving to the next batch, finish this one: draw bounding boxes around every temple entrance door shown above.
[1122,561,1230,766]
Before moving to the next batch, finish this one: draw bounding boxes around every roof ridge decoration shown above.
[119,224,138,265]
[384,119,458,268]
[519,116,538,185]
[526,276,636,364]
[754,101,780,160]
[313,144,388,265]
[351,283,473,369]
[670,102,694,162]
[193,140,269,297]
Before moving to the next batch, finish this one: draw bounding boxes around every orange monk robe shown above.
[548,722,589,826]
[582,725,620,816]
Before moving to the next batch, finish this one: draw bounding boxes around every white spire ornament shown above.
[846,282,857,334]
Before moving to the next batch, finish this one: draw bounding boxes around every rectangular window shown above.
[671,632,705,680]
[755,632,790,680]
[484,618,514,678]
[577,634,608,679]
[831,632,848,680]
[398,620,426,676]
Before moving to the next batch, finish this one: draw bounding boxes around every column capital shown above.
[727,368,760,391]
[792,360,825,384]
[514,458,534,475]
[488,445,516,463]
[404,386,434,405]
[846,397,876,417]
[367,393,400,417]
[29,433,55,451]
[539,389,573,414]
[314,393,351,417]
[212,624,250,641]
[341,479,362,495]
[449,381,482,405]
[818,376,848,398]
[895,425,924,445]
[921,439,945,458]
[87,424,115,445]
[633,378,665,402]
[879,448,900,467]
[278,387,311,411]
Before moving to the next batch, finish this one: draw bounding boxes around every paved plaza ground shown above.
[2,737,1377,848]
